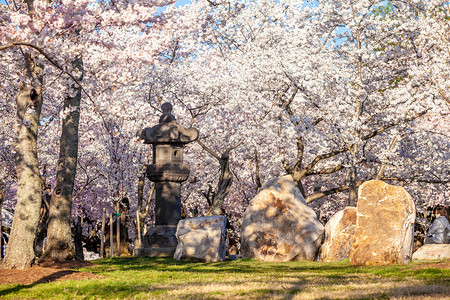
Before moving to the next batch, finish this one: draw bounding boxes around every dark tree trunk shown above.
[73,216,84,260]
[254,149,262,192]
[119,213,131,255]
[3,85,43,269]
[0,180,4,258]
[136,172,154,249]
[118,198,131,256]
[44,58,83,261]
[100,208,105,258]
[197,139,244,217]
[34,190,50,257]
[207,153,233,216]
[135,167,146,249]
[348,166,357,207]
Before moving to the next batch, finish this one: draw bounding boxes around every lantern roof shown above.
[138,102,199,144]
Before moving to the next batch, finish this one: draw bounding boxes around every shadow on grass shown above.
[0,274,308,299]
[0,270,77,297]
[1,258,447,299]
[1,274,448,300]
[89,257,355,273]
[87,257,450,280]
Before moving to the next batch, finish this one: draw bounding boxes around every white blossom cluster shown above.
[0,0,448,246]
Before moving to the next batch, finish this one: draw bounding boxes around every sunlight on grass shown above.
[0,257,449,299]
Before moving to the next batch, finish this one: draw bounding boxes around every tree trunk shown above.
[44,58,82,261]
[109,213,114,257]
[197,139,244,217]
[2,85,43,269]
[116,202,120,257]
[349,1,363,207]
[376,136,398,180]
[135,167,145,249]
[34,191,50,257]
[74,216,84,260]
[100,208,105,258]
[348,166,358,207]
[254,149,262,192]
[207,153,233,216]
[0,180,4,259]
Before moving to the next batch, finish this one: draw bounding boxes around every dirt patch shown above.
[0,260,103,285]
[412,259,450,270]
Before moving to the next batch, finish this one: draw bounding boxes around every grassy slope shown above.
[1,257,449,299]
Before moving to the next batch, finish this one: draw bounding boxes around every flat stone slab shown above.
[174,216,227,262]
[136,225,178,257]
[142,225,178,248]
[412,244,450,260]
[134,247,176,257]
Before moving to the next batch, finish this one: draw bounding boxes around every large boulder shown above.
[241,175,324,262]
[350,180,415,265]
[412,244,450,260]
[319,207,357,262]
[174,215,227,262]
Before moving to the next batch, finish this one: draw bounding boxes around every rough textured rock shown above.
[350,180,415,265]
[174,215,227,262]
[241,175,324,262]
[319,207,357,262]
[412,244,450,260]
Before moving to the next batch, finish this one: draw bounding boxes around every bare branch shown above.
[381,177,450,184]
[225,138,245,154]
[305,181,364,203]
[362,109,429,141]
[196,139,221,160]
[254,148,262,191]
[308,164,345,176]
[301,109,430,179]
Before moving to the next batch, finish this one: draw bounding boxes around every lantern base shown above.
[135,225,178,257]
[134,247,176,257]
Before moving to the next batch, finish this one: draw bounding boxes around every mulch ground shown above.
[0,259,103,285]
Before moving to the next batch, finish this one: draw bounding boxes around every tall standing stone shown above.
[350,180,415,265]
[319,207,357,262]
[135,103,198,256]
[241,175,324,262]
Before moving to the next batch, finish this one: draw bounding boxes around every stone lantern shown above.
[136,102,198,256]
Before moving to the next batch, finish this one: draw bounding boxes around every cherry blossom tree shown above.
[0,0,182,267]
[147,0,448,225]
[404,0,450,108]
[1,0,448,264]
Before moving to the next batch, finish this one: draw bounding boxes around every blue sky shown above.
[176,0,191,6]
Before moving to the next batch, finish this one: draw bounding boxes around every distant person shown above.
[424,206,450,244]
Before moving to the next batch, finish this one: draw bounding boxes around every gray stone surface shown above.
[174,216,227,262]
[154,182,182,226]
[136,103,199,257]
[137,102,199,226]
[135,225,178,257]
[412,244,450,260]
[143,225,178,248]
[241,175,324,262]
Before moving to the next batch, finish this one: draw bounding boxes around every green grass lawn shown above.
[1,257,449,299]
